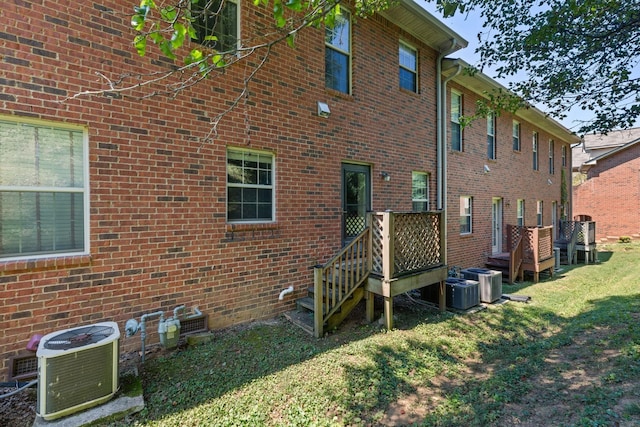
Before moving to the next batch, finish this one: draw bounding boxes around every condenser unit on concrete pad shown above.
[36,321,120,421]
[445,277,480,310]
[461,268,503,303]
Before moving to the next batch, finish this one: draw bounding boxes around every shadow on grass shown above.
[130,248,639,425]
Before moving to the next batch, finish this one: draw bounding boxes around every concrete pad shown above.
[33,386,144,427]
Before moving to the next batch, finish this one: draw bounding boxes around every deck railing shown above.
[313,228,371,337]
[577,221,596,245]
[370,211,444,280]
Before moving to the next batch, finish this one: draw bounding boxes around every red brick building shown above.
[0,0,576,379]
[573,134,640,241]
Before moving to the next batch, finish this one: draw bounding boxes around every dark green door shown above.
[342,164,371,245]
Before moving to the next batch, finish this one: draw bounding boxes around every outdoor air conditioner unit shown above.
[36,321,120,421]
[461,268,503,303]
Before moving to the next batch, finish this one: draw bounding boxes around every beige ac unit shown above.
[36,321,120,421]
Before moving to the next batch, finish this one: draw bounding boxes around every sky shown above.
[419,3,590,133]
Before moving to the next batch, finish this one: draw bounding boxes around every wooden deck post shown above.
[438,280,446,312]
[365,212,375,323]
[313,266,323,338]
[382,212,395,330]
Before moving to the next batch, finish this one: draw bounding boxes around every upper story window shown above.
[227,148,274,222]
[532,131,539,171]
[512,120,520,151]
[0,118,88,260]
[562,144,567,167]
[451,91,462,151]
[460,196,472,234]
[411,172,429,211]
[537,200,543,227]
[399,42,418,93]
[517,199,525,226]
[487,112,496,159]
[192,0,239,53]
[549,139,555,174]
[325,9,351,94]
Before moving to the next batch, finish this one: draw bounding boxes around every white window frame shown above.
[325,8,351,94]
[0,116,90,261]
[517,199,525,227]
[549,139,555,174]
[227,148,275,223]
[532,131,539,171]
[512,120,520,151]
[399,41,418,93]
[451,91,463,151]
[460,196,472,235]
[411,171,429,212]
[487,112,496,159]
[537,200,543,227]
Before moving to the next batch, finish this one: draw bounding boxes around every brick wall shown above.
[573,143,640,240]
[0,0,443,378]
[445,82,573,269]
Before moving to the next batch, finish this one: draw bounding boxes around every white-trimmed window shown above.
[512,120,520,151]
[460,196,472,234]
[487,112,496,159]
[399,42,418,93]
[517,199,525,226]
[532,131,539,171]
[451,91,462,151]
[0,118,89,260]
[325,8,351,94]
[562,144,567,167]
[549,139,555,174]
[192,0,239,53]
[537,200,543,227]
[411,172,429,211]
[227,148,274,222]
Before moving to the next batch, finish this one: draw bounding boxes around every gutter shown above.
[436,39,463,266]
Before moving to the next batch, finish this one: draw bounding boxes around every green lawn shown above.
[112,242,640,426]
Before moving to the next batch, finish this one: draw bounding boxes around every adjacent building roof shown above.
[573,127,640,171]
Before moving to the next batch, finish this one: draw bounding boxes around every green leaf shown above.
[131,14,145,31]
[159,40,177,60]
[185,48,204,65]
[171,22,187,49]
[212,54,226,67]
[160,6,178,21]
[149,31,164,44]
[286,33,296,49]
[133,35,147,56]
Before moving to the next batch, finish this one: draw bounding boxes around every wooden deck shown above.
[301,211,446,337]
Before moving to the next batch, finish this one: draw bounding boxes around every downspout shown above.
[436,40,461,266]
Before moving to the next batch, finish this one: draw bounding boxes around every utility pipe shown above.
[278,285,294,300]
[139,311,164,363]
[436,39,462,267]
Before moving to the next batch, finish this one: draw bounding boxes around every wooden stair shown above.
[285,283,365,336]
[486,253,511,282]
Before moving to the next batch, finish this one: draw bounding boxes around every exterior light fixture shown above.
[380,171,391,181]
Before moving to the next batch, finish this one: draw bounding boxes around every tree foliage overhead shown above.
[440,0,640,134]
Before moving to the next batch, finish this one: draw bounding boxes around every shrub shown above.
[619,236,632,243]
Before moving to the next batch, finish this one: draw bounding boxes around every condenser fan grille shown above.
[43,324,116,350]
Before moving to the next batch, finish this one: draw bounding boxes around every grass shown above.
[107,242,640,426]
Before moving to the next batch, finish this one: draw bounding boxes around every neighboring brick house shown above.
[0,0,575,379]
[573,128,640,240]
[442,59,579,269]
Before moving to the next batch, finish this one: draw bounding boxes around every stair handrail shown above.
[509,234,523,284]
[313,227,371,337]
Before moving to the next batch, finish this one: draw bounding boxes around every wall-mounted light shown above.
[317,101,330,118]
[548,179,553,185]
[484,164,491,173]
[380,171,391,181]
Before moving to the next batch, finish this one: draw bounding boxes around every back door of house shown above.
[492,198,503,254]
[342,164,371,246]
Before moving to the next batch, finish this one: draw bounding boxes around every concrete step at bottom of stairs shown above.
[283,309,314,335]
